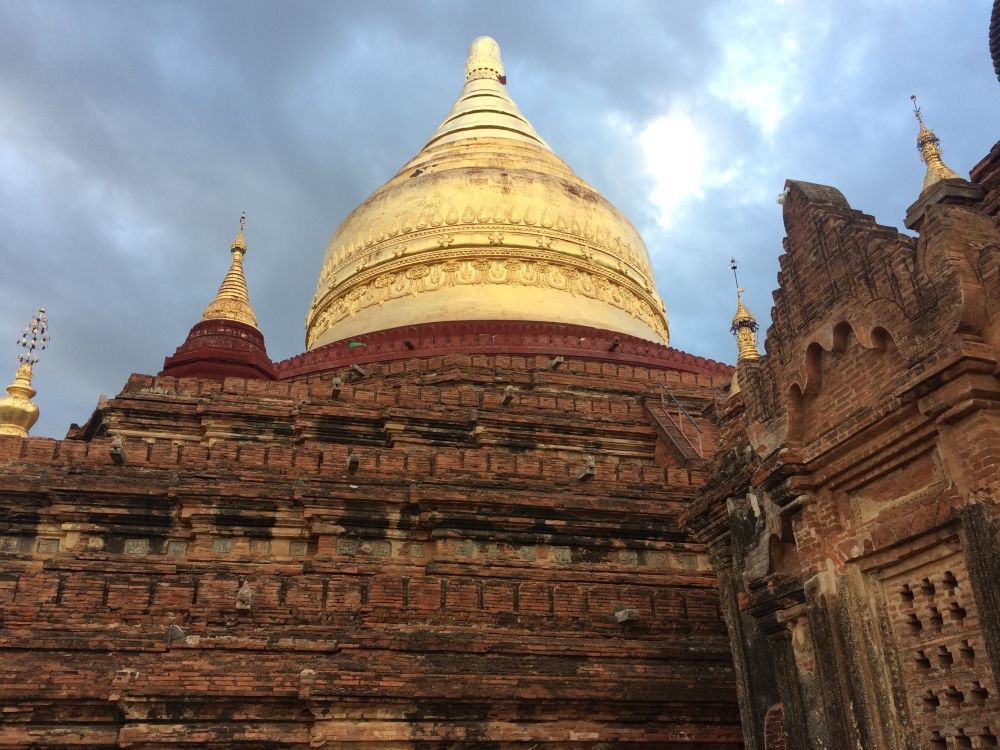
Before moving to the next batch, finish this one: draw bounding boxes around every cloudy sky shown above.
[2,0,998,437]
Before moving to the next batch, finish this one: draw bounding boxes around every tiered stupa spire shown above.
[160,215,275,380]
[0,308,48,437]
[911,96,961,193]
[729,258,760,363]
[200,212,258,329]
[423,36,550,151]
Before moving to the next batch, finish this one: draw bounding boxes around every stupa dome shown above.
[306,36,668,349]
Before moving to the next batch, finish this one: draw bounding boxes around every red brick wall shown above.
[0,351,741,747]
[690,167,1000,749]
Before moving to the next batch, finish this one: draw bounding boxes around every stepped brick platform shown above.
[0,350,741,748]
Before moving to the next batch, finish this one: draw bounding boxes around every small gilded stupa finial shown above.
[200,212,259,329]
[0,308,49,437]
[729,258,761,363]
[911,95,961,193]
[232,210,247,251]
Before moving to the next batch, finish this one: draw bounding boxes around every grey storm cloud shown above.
[0,0,997,437]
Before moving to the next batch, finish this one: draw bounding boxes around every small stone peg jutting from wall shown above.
[235,579,253,612]
[0,307,48,437]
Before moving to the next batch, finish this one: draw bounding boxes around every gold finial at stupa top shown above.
[729,258,761,363]
[0,308,48,437]
[911,95,961,193]
[465,36,506,83]
[200,212,259,329]
[231,211,247,252]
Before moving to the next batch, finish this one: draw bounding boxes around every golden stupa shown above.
[911,96,962,194]
[0,308,48,437]
[0,362,39,437]
[726,259,760,397]
[731,291,761,363]
[200,213,259,329]
[306,36,669,349]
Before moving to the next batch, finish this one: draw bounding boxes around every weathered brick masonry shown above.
[0,344,743,748]
[684,160,1000,749]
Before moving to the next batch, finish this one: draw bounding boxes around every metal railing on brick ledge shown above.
[643,384,704,464]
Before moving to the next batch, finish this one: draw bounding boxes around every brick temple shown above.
[1,24,999,750]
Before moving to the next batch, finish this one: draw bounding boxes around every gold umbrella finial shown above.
[231,210,247,253]
[16,307,49,366]
[729,258,760,363]
[0,307,48,437]
[201,213,259,329]
[910,95,961,193]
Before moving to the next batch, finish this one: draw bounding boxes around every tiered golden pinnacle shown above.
[729,257,760,359]
[727,259,760,397]
[731,291,761,362]
[0,308,48,437]
[201,212,259,329]
[425,36,549,150]
[911,95,961,193]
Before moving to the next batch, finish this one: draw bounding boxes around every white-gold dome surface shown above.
[306,37,669,349]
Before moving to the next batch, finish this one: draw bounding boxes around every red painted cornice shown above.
[275,320,732,379]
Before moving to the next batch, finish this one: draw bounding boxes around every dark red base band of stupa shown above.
[162,319,731,381]
[161,319,276,380]
[276,320,731,378]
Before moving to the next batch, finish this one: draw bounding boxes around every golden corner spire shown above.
[0,307,48,437]
[911,95,961,193]
[729,258,761,363]
[201,212,259,329]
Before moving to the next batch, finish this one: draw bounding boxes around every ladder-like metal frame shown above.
[653,383,704,460]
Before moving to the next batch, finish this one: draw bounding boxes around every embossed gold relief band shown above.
[319,203,654,289]
[316,227,657,306]
[306,251,669,349]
